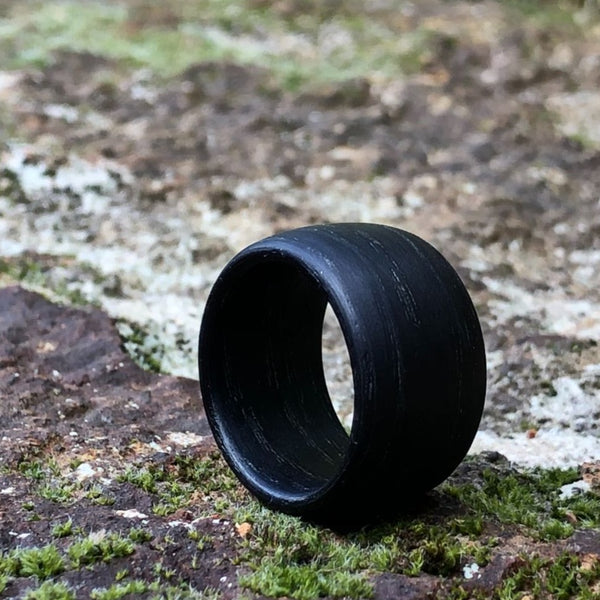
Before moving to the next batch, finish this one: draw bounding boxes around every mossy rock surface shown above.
[1,287,600,599]
[1,1,600,598]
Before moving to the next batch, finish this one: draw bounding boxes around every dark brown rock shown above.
[0,286,208,462]
[465,554,525,593]
[373,573,440,599]
[568,530,600,556]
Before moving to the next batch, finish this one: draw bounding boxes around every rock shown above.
[568,530,600,556]
[0,286,209,462]
[465,555,525,593]
[373,573,440,599]
[470,139,497,163]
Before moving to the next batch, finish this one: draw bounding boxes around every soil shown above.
[1,0,600,598]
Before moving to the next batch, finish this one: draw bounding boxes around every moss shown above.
[172,453,241,494]
[442,465,596,540]
[188,530,213,551]
[0,518,211,598]
[18,457,51,481]
[117,321,165,374]
[90,580,147,600]
[25,577,219,600]
[5,544,65,579]
[504,0,581,29]
[52,519,75,538]
[152,582,222,599]
[23,580,75,600]
[404,523,491,577]
[0,255,95,307]
[17,449,593,599]
[152,486,189,516]
[85,484,115,506]
[67,532,135,567]
[128,527,153,544]
[571,339,598,354]
[0,167,27,203]
[38,481,77,503]
[566,130,598,150]
[489,552,600,600]
[111,450,600,598]
[239,563,373,600]
[231,501,495,598]
[0,0,436,91]
[17,456,78,505]
[539,379,558,396]
[564,493,600,527]
[118,465,160,493]
[225,460,600,598]
[118,451,244,516]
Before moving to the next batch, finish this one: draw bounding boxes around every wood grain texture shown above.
[198,224,486,526]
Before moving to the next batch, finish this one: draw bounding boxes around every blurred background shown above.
[1,0,600,466]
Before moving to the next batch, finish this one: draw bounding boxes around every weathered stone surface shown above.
[1,2,600,597]
[568,530,600,556]
[0,286,208,462]
[465,554,525,593]
[374,573,440,600]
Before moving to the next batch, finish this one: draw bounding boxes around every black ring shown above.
[198,223,486,526]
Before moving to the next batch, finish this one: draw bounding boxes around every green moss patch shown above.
[113,449,600,598]
[117,320,166,374]
[0,0,442,90]
[118,451,244,516]
[444,464,600,539]
[1,0,593,93]
[0,254,99,307]
[5,447,600,599]
[1,545,65,580]
[23,580,76,600]
[478,552,600,600]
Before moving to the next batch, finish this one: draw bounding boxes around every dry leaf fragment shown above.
[580,554,599,573]
[236,522,252,538]
[565,511,578,524]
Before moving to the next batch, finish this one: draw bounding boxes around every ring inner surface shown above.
[211,257,350,502]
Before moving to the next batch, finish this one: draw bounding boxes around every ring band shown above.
[198,223,486,525]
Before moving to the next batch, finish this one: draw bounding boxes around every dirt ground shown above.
[1,1,600,598]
